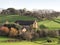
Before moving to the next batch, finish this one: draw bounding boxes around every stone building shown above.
[15,20,38,29]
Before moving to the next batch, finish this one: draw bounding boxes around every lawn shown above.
[0,36,60,45]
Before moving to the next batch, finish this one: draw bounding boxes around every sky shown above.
[0,0,60,11]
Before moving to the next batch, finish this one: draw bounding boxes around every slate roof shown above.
[15,20,35,25]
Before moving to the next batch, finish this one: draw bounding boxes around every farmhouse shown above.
[15,20,38,29]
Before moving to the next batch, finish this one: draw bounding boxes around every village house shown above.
[15,20,38,29]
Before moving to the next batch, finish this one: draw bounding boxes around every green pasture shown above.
[0,36,59,45]
[0,15,60,30]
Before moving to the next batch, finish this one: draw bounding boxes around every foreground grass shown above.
[0,41,60,45]
[0,36,60,45]
[0,41,41,45]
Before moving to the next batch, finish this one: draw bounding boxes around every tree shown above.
[19,8,27,16]
[7,8,16,15]
[0,26,9,33]
[1,10,8,15]
[9,27,18,37]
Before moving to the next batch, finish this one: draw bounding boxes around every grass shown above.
[0,41,41,45]
[0,41,59,45]
[38,16,60,30]
[0,36,9,41]
[0,15,60,30]
[0,15,37,23]
[0,36,60,45]
[38,20,60,30]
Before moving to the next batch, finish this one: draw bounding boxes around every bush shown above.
[9,27,18,37]
[3,24,19,30]
[18,30,39,41]
[21,31,33,41]
[48,30,59,37]
[46,37,52,43]
[40,24,47,29]
[0,26,9,33]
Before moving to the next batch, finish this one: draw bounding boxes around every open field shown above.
[0,15,60,30]
[38,20,60,30]
[0,36,60,45]
[0,41,59,45]
[0,15,37,23]
[38,16,60,30]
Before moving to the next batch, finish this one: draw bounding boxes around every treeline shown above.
[0,8,60,20]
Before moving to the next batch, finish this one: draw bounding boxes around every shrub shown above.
[18,30,39,41]
[0,26,9,33]
[9,27,18,37]
[40,24,47,29]
[37,29,48,37]
[21,31,33,41]
[48,30,59,37]
[3,24,19,30]
[46,37,52,43]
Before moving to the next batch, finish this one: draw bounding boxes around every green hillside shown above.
[0,15,37,23]
[0,15,60,30]
[38,20,60,30]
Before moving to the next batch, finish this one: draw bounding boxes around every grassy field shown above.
[38,16,60,30]
[0,15,60,30]
[38,20,60,30]
[0,36,60,45]
[0,15,37,23]
[0,41,59,45]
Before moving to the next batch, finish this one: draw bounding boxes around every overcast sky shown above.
[0,0,60,11]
